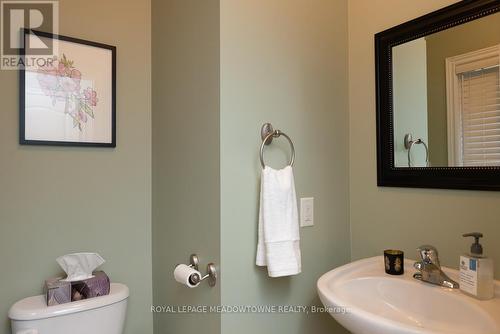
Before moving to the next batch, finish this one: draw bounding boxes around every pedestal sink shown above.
[317,256,500,334]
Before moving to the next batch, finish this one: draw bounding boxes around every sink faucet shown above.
[413,245,459,289]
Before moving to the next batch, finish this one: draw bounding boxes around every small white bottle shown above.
[459,232,494,300]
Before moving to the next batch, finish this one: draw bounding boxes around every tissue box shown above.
[45,277,71,306]
[45,271,110,306]
[71,271,110,301]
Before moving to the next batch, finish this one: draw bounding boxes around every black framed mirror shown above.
[376,0,500,190]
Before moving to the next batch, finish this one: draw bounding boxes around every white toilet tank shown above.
[9,283,129,334]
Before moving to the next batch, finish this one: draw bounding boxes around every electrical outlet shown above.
[300,197,314,227]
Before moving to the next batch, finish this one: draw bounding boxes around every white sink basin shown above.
[317,256,500,334]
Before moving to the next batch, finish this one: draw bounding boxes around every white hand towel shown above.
[256,165,301,277]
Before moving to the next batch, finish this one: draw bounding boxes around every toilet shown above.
[8,283,129,334]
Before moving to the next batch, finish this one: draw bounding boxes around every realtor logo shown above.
[1,0,58,69]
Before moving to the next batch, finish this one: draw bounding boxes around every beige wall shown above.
[426,13,500,165]
[349,0,500,278]
[220,0,350,333]
[152,1,221,334]
[0,0,153,333]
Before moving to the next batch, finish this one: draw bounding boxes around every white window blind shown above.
[459,65,500,166]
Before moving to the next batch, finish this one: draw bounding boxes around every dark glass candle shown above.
[384,250,404,275]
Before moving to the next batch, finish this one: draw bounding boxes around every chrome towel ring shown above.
[260,123,295,169]
[404,134,429,167]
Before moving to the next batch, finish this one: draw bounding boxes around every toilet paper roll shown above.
[174,264,202,288]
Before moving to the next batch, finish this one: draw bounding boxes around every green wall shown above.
[220,0,350,333]
[393,38,428,167]
[349,0,500,280]
[152,1,221,333]
[0,0,153,333]
[426,12,500,166]
[6,3,500,334]
[151,1,351,333]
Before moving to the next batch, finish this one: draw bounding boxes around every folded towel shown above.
[256,165,301,277]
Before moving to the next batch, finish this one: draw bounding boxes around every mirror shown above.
[393,12,500,168]
[376,0,500,190]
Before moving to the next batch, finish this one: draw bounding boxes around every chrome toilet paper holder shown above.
[186,254,217,287]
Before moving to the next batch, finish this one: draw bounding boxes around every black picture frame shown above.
[375,0,500,191]
[20,29,116,147]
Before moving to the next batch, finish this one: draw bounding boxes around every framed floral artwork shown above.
[20,30,116,147]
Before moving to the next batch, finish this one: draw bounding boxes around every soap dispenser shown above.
[459,232,494,300]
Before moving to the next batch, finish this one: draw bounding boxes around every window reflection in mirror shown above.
[392,12,500,167]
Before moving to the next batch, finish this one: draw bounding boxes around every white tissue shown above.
[56,252,105,282]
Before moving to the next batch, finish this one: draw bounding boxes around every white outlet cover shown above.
[300,197,314,227]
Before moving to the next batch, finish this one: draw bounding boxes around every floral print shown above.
[394,258,402,272]
[83,87,98,107]
[37,54,98,131]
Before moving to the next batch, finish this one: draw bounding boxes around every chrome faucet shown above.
[413,245,459,289]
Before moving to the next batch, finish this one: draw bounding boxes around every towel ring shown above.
[260,123,295,168]
[404,134,429,167]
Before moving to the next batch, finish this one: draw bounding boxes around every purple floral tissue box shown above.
[70,271,110,301]
[45,271,110,306]
[45,277,71,306]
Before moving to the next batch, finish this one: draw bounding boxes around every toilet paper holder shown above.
[186,254,217,287]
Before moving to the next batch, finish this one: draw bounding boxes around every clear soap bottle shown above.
[459,232,494,300]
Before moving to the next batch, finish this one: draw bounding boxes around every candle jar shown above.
[384,250,404,275]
